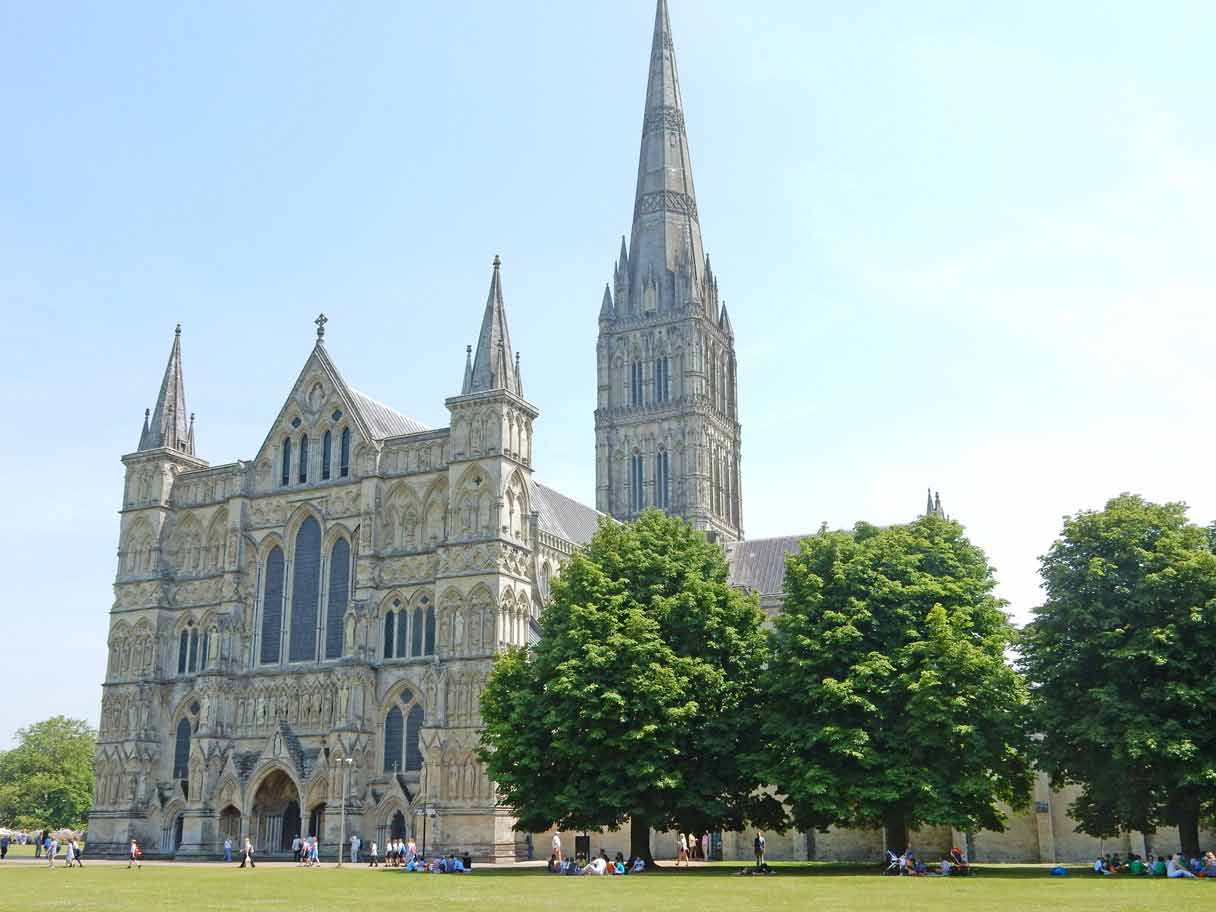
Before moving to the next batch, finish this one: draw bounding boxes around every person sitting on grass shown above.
[1093,856,1111,875]
[1188,854,1204,875]
[1166,854,1197,878]
[548,849,561,873]
[583,854,608,876]
[1129,854,1145,875]
[630,856,646,873]
[1202,852,1216,877]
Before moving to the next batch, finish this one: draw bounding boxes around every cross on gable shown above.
[315,313,328,340]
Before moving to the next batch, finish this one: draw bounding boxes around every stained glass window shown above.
[289,517,321,662]
[173,717,191,780]
[325,538,349,660]
[383,706,403,773]
[405,705,424,771]
[260,547,285,664]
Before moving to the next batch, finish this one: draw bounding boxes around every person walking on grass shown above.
[676,832,689,867]
[753,832,766,869]
[128,839,142,869]
[46,837,58,869]
[223,836,232,863]
[239,836,255,868]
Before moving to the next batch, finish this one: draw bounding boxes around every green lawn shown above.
[0,861,1212,912]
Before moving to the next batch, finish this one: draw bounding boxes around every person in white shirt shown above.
[350,834,360,864]
[368,841,379,867]
[1166,854,1196,878]
[583,856,608,876]
[552,833,562,863]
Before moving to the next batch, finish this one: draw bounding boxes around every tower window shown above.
[655,450,671,510]
[630,362,644,407]
[281,438,292,487]
[322,430,332,481]
[637,454,646,518]
[340,428,351,477]
[655,357,670,403]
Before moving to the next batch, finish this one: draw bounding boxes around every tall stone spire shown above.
[139,324,194,455]
[624,0,706,313]
[466,255,520,396]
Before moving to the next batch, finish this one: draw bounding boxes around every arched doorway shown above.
[390,810,407,840]
[250,770,301,855]
[308,803,326,840]
[219,806,241,845]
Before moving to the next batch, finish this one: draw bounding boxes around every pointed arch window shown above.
[340,428,351,477]
[405,705,424,771]
[383,706,404,774]
[410,604,423,657]
[655,450,671,510]
[188,627,199,673]
[395,602,408,658]
[630,361,644,407]
[281,438,292,487]
[298,434,309,483]
[655,357,670,403]
[178,629,189,674]
[199,628,211,671]
[173,717,191,780]
[383,609,396,660]
[322,430,332,481]
[425,605,436,656]
[260,547,285,665]
[630,452,645,514]
[289,516,322,662]
[325,538,350,660]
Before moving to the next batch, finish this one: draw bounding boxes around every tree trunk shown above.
[631,818,655,867]
[884,812,908,857]
[1177,808,1201,858]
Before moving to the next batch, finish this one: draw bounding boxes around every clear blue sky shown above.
[2,0,1214,747]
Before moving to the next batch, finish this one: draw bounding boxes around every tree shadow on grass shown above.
[463,863,1091,879]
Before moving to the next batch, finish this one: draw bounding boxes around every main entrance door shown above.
[251,770,301,855]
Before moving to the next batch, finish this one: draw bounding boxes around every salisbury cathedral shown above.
[88,1,1200,864]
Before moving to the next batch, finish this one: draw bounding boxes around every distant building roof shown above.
[725,535,808,597]
[535,481,603,546]
[348,387,430,439]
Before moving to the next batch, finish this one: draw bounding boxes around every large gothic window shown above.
[655,450,671,509]
[298,434,309,483]
[630,452,645,514]
[630,361,644,407]
[281,438,292,487]
[322,430,332,481]
[173,717,191,780]
[383,705,403,773]
[260,547,285,665]
[325,538,350,660]
[405,704,424,771]
[188,628,199,673]
[340,428,351,477]
[289,517,322,662]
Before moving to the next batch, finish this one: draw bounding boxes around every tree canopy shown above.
[760,515,1032,852]
[0,716,96,830]
[1019,494,1216,856]
[479,509,782,862]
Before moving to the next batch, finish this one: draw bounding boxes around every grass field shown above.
[1,858,1214,912]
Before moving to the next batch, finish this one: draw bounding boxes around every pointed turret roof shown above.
[600,283,615,321]
[139,324,194,455]
[466,255,520,396]
[627,0,705,305]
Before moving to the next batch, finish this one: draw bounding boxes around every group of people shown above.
[887,846,970,876]
[675,832,712,866]
[40,833,85,869]
[376,836,418,867]
[549,848,646,876]
[1094,851,1216,878]
[289,834,322,866]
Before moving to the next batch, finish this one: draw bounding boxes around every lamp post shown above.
[337,758,353,868]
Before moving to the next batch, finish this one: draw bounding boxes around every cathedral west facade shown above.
[89,260,599,860]
[90,0,1211,864]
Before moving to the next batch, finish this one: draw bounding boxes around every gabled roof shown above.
[348,387,429,439]
[535,482,603,546]
[725,535,808,597]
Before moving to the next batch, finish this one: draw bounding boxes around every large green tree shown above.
[479,509,783,863]
[0,716,96,830]
[760,516,1032,853]
[1020,494,1216,856]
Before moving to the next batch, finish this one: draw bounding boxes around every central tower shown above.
[594,0,742,542]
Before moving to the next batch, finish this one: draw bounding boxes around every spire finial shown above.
[175,323,182,336]
[315,312,328,341]
[493,254,502,270]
